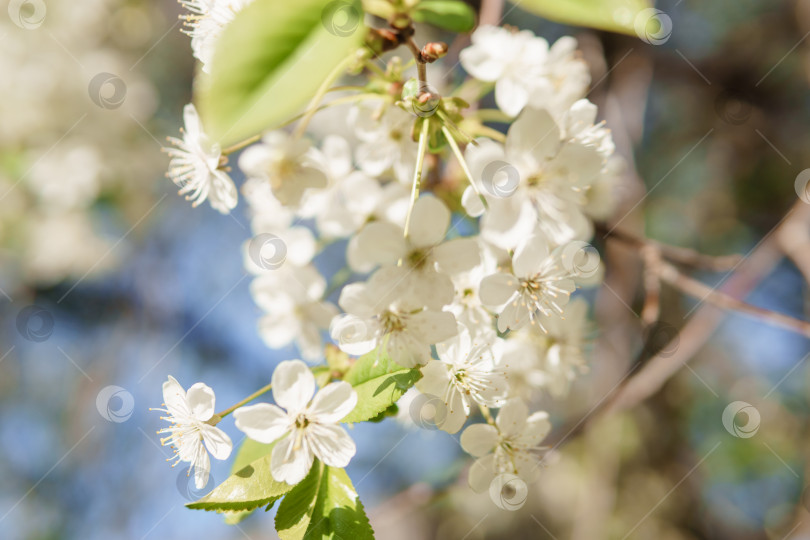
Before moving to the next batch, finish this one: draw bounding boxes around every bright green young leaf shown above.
[509,0,652,35]
[341,350,421,424]
[412,0,477,33]
[197,0,366,146]
[187,441,293,513]
[221,439,276,524]
[275,461,374,540]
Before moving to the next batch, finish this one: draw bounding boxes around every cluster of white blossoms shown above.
[161,23,620,499]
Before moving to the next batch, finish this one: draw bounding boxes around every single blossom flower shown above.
[479,234,577,332]
[239,131,327,207]
[460,398,551,492]
[154,376,233,489]
[350,101,418,185]
[347,195,480,310]
[165,103,237,214]
[416,327,508,434]
[331,266,458,367]
[233,360,358,484]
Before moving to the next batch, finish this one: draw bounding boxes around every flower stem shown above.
[442,125,488,211]
[213,382,273,421]
[222,133,262,155]
[403,119,431,240]
[479,404,496,426]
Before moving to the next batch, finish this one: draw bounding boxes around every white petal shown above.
[162,375,190,418]
[495,398,529,438]
[468,454,497,493]
[233,403,290,444]
[271,435,314,485]
[186,383,216,422]
[432,238,481,275]
[347,221,407,272]
[387,331,432,368]
[307,423,356,468]
[330,314,378,356]
[497,299,530,332]
[460,423,499,457]
[272,360,316,413]
[408,309,458,345]
[201,424,233,460]
[193,449,211,490]
[513,235,550,278]
[440,388,469,434]
[506,108,560,165]
[408,196,450,248]
[495,76,529,117]
[461,186,486,217]
[307,382,357,423]
[479,273,518,307]
[517,411,551,447]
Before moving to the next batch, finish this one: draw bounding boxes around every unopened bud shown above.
[390,13,411,30]
[421,42,448,62]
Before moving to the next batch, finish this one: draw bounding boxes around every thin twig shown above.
[657,260,810,337]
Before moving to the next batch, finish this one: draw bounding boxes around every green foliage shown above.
[412,0,477,33]
[187,440,293,513]
[341,349,421,424]
[510,0,652,35]
[275,461,374,540]
[220,439,276,523]
[197,0,366,146]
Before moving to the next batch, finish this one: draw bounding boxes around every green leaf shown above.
[220,439,277,523]
[412,0,477,33]
[509,0,652,35]
[275,461,374,540]
[198,0,366,146]
[341,349,421,424]
[187,442,293,513]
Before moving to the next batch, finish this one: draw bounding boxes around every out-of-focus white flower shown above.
[298,136,384,239]
[239,131,327,207]
[464,107,605,248]
[331,266,458,367]
[347,196,480,310]
[449,241,499,339]
[233,360,357,484]
[416,328,508,434]
[165,103,237,214]
[155,376,233,489]
[180,0,253,73]
[251,265,339,361]
[27,144,102,210]
[351,102,418,185]
[460,398,550,491]
[479,234,576,333]
[460,26,588,117]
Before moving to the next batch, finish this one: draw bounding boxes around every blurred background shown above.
[1,0,810,538]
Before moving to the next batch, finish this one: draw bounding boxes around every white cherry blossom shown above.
[416,328,508,434]
[460,398,551,491]
[460,26,588,117]
[479,234,576,332]
[233,360,357,484]
[165,103,237,214]
[154,376,233,489]
[347,195,480,310]
[351,101,418,185]
[239,131,327,207]
[251,265,339,361]
[331,266,458,367]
